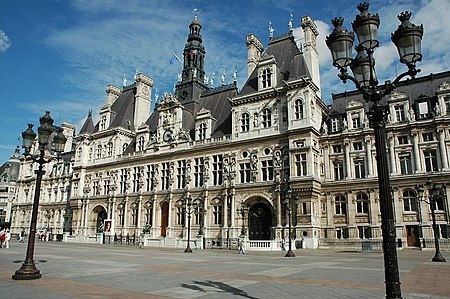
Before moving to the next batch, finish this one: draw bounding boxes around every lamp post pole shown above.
[184,196,193,253]
[12,111,67,280]
[326,3,423,298]
[283,190,295,257]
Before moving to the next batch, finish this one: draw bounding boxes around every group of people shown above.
[0,228,11,248]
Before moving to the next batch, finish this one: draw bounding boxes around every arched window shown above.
[198,123,207,140]
[295,99,304,119]
[262,108,272,128]
[117,204,125,226]
[212,199,223,225]
[356,193,369,214]
[144,202,153,226]
[131,203,138,226]
[334,195,347,215]
[241,112,250,132]
[403,190,418,212]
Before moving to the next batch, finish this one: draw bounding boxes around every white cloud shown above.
[0,30,11,52]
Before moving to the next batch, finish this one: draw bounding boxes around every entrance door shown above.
[97,210,107,233]
[406,225,419,247]
[160,202,169,237]
[248,203,272,240]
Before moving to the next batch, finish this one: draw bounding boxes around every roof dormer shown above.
[257,55,278,91]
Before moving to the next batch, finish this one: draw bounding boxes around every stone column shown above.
[388,134,396,174]
[276,190,282,227]
[223,190,229,228]
[365,137,373,177]
[438,127,449,170]
[323,143,331,180]
[84,199,90,235]
[344,139,351,179]
[137,194,142,228]
[230,188,236,228]
[412,131,422,173]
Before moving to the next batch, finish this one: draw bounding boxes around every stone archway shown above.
[248,202,273,240]
[92,205,107,233]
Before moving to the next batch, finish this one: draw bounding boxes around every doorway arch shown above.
[160,202,169,237]
[93,206,107,233]
[248,202,273,240]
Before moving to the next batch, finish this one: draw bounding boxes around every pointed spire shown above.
[269,21,274,39]
[289,13,294,31]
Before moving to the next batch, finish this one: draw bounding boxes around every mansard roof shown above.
[240,32,311,96]
[108,87,136,131]
[329,71,450,114]
[79,111,95,134]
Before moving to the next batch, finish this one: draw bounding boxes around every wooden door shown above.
[406,225,419,247]
[160,202,169,237]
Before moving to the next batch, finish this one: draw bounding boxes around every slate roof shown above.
[329,71,450,115]
[79,111,95,134]
[0,147,21,183]
[109,87,136,131]
[240,33,311,96]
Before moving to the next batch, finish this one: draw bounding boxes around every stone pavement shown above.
[1,240,449,298]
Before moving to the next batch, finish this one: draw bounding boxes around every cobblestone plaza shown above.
[1,241,449,298]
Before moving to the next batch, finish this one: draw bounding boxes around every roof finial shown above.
[288,13,294,31]
[232,66,237,83]
[122,73,127,87]
[269,21,274,39]
[134,69,139,82]
[192,8,199,20]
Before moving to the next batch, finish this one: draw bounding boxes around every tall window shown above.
[333,144,342,153]
[335,195,347,215]
[100,115,106,130]
[144,203,152,226]
[331,118,340,132]
[161,162,170,190]
[422,132,434,142]
[295,99,304,119]
[356,193,369,214]
[261,67,272,88]
[394,105,406,122]
[212,155,223,186]
[445,97,450,115]
[241,113,250,132]
[418,101,429,119]
[213,204,223,225]
[351,113,361,128]
[122,143,128,154]
[146,165,155,192]
[261,160,274,181]
[198,123,207,141]
[177,160,186,189]
[334,161,344,180]
[239,162,251,183]
[295,153,307,176]
[137,136,145,152]
[423,149,438,172]
[398,136,408,145]
[399,154,412,174]
[97,145,102,159]
[107,142,113,157]
[194,158,204,187]
[262,108,272,128]
[176,206,185,225]
[120,169,128,194]
[354,159,365,178]
[358,226,371,239]
[92,181,100,196]
[403,190,418,212]
[131,204,138,226]
[353,142,363,151]
[118,205,124,226]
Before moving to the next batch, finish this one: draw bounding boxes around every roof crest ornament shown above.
[269,21,275,39]
[288,13,294,31]
[192,8,199,20]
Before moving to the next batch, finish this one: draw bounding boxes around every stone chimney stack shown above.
[105,84,121,106]
[301,16,321,95]
[134,73,154,128]
[245,34,263,79]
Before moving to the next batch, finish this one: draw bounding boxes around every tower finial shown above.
[192,8,199,20]
[269,21,274,39]
[288,13,294,31]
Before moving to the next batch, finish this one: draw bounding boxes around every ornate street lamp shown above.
[12,111,67,280]
[193,198,205,236]
[417,180,447,262]
[184,195,193,253]
[326,3,423,298]
[283,189,300,257]
[237,201,248,237]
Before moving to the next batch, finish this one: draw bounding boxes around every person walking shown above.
[238,239,246,254]
[4,229,11,248]
[19,228,26,243]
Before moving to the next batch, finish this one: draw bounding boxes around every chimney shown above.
[245,34,263,79]
[301,16,321,94]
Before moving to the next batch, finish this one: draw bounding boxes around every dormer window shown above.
[137,136,145,151]
[351,112,361,129]
[261,67,272,88]
[241,112,250,132]
[331,118,340,133]
[394,105,406,122]
[417,101,430,119]
[262,108,272,128]
[100,115,107,130]
[198,123,207,140]
[295,99,304,119]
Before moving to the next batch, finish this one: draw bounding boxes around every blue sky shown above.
[1,0,449,163]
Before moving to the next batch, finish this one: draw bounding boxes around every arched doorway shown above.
[94,207,107,233]
[160,202,169,237]
[248,203,272,240]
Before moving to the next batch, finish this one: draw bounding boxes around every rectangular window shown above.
[354,159,365,179]
[351,113,361,129]
[399,154,412,175]
[261,160,274,181]
[418,101,429,118]
[161,162,170,190]
[212,155,223,186]
[334,161,345,181]
[177,160,186,189]
[213,205,223,225]
[146,165,155,192]
[394,105,406,122]
[353,142,363,151]
[132,167,140,193]
[176,207,185,225]
[295,153,307,176]
[331,118,340,132]
[333,144,342,153]
[194,158,204,187]
[422,132,434,142]
[398,135,408,145]
[358,226,371,239]
[120,169,128,194]
[239,163,251,183]
[445,97,450,115]
[423,149,438,172]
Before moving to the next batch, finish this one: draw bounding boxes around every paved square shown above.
[1,241,449,298]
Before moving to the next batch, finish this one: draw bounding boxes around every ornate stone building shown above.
[8,15,450,250]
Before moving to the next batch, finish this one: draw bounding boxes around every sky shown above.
[1,0,449,163]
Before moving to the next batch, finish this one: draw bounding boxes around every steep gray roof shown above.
[0,147,20,183]
[240,33,310,96]
[79,111,95,134]
[109,87,136,131]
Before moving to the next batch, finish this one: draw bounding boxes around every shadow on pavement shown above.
[181,280,259,299]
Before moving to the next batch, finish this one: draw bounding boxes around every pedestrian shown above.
[4,229,11,248]
[19,228,26,243]
[0,228,5,248]
[139,235,144,249]
[238,239,246,254]
[281,238,286,251]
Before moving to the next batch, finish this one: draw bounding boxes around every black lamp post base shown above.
[285,250,295,257]
[12,262,41,280]
[184,246,193,253]
[432,253,446,262]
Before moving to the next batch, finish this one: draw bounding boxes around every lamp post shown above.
[184,195,193,253]
[12,111,67,280]
[326,3,423,298]
[283,189,300,257]
[237,201,248,237]
[416,180,447,262]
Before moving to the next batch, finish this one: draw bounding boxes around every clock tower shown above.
[175,15,208,108]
